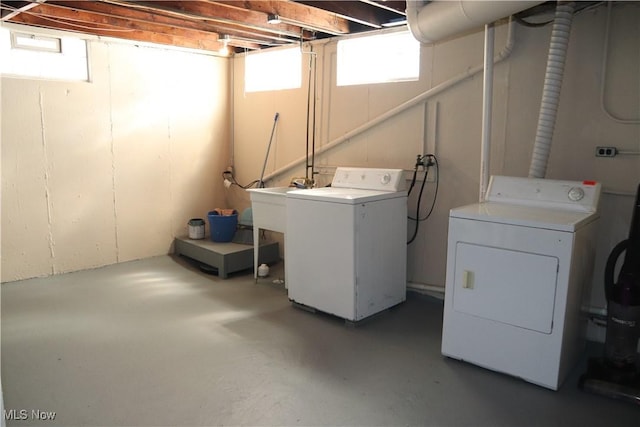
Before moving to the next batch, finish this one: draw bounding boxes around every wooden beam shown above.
[49,1,220,33]
[1,1,46,20]
[226,38,260,50]
[294,0,385,28]
[48,1,296,45]
[209,0,351,33]
[101,0,315,39]
[4,0,371,52]
[27,3,223,44]
[8,8,224,51]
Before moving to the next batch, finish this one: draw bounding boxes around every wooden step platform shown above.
[174,236,279,279]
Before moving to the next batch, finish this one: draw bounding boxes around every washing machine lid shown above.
[450,202,598,232]
[286,187,407,204]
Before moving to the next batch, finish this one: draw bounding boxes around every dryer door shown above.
[452,242,559,333]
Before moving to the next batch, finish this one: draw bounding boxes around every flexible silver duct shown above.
[528,1,575,179]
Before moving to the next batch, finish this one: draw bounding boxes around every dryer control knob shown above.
[381,173,391,185]
[568,187,585,201]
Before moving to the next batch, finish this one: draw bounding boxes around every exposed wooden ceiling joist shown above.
[23,2,224,44]
[0,0,409,54]
[296,1,388,28]
[0,0,44,20]
[206,0,350,34]
[48,0,301,47]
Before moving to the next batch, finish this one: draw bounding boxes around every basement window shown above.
[244,47,301,93]
[0,27,89,81]
[337,31,420,86]
[11,32,62,52]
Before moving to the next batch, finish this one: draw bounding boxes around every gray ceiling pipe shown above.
[406,0,544,44]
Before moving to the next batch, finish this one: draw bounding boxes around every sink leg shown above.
[253,226,260,283]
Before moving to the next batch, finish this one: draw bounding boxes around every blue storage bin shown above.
[207,210,238,242]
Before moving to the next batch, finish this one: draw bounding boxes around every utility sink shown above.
[246,187,298,282]
[246,187,294,232]
[248,186,293,196]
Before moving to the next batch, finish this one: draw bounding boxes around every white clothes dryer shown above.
[442,175,601,390]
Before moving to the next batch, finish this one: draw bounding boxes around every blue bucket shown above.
[207,210,238,242]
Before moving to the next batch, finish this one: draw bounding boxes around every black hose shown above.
[407,154,439,244]
[222,171,260,189]
[408,167,429,244]
[407,168,418,196]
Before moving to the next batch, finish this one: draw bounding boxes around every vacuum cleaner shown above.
[579,183,640,405]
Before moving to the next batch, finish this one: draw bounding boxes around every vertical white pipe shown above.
[480,23,495,202]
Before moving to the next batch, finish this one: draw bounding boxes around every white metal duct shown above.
[406,0,544,44]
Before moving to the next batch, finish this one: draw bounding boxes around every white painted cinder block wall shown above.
[1,28,230,282]
[228,3,639,322]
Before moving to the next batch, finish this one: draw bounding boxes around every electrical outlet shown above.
[595,146,617,157]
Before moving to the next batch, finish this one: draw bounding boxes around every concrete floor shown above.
[2,255,639,426]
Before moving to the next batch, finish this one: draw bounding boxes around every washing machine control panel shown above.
[486,176,601,212]
[332,167,405,191]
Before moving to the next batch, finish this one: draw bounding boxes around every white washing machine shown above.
[285,167,407,322]
[442,175,601,390]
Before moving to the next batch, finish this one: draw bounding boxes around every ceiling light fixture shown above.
[267,13,281,24]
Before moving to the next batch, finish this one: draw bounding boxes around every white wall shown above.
[229,4,640,318]
[1,26,230,282]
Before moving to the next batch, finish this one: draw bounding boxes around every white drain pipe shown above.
[528,2,575,178]
[480,23,495,203]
